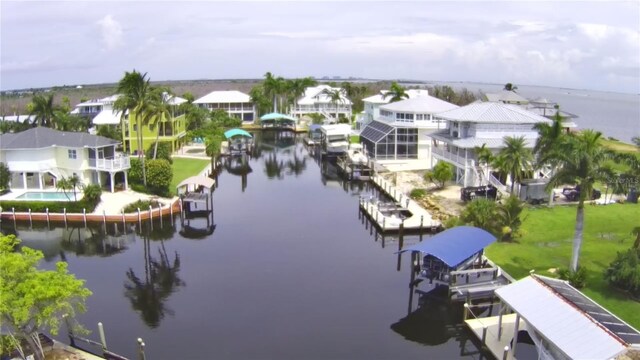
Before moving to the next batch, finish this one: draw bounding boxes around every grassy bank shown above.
[350,135,360,144]
[170,158,211,195]
[486,203,640,328]
[602,138,638,154]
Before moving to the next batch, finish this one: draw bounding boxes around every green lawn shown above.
[170,158,211,195]
[486,203,640,328]
[350,135,360,144]
[602,138,639,154]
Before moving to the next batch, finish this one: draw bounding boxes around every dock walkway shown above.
[465,314,522,360]
[359,173,441,233]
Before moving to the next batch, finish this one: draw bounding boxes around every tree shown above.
[382,82,409,103]
[474,143,494,182]
[262,72,286,112]
[424,161,453,188]
[181,92,195,103]
[632,226,640,250]
[321,88,344,122]
[632,136,640,148]
[56,175,81,201]
[0,235,92,360]
[29,93,61,128]
[459,199,500,236]
[148,89,173,160]
[249,85,273,117]
[533,111,567,204]
[0,162,10,190]
[497,136,533,193]
[504,83,518,92]
[113,70,156,186]
[547,130,608,272]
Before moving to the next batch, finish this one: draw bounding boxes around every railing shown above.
[432,147,473,167]
[488,173,509,193]
[90,155,131,171]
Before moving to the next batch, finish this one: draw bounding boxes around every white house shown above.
[71,95,120,119]
[429,102,551,187]
[194,90,255,122]
[291,85,352,121]
[483,90,529,106]
[359,94,458,166]
[0,127,130,193]
[358,89,430,127]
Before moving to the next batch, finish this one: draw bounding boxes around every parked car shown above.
[562,185,601,202]
[461,185,498,202]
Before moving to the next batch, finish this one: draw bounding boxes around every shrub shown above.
[0,198,99,213]
[146,159,172,192]
[130,183,171,198]
[0,162,10,190]
[128,158,144,184]
[558,266,588,289]
[459,196,525,242]
[83,184,102,204]
[410,188,427,200]
[424,161,453,189]
[604,248,640,298]
[122,199,162,213]
[146,142,173,164]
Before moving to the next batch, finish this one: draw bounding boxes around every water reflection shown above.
[223,155,252,192]
[124,222,184,328]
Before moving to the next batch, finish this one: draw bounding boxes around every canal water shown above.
[2,131,484,359]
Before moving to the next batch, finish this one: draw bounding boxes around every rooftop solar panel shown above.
[537,276,640,345]
[360,121,394,143]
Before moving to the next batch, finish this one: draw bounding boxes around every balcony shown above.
[89,154,131,171]
[432,146,474,168]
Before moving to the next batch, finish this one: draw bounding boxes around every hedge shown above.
[0,198,99,213]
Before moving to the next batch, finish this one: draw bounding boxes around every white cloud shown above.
[97,15,123,51]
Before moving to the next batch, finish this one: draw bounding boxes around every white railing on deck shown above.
[432,147,473,167]
[90,154,131,171]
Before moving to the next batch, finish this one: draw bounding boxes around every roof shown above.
[437,102,552,124]
[362,89,430,104]
[361,120,394,143]
[0,127,119,149]
[484,90,529,104]
[379,95,458,114]
[399,226,496,267]
[164,93,187,106]
[320,124,352,136]
[92,109,123,125]
[193,90,251,104]
[496,275,638,359]
[176,176,215,190]
[224,128,252,139]
[525,106,579,120]
[297,85,352,106]
[260,112,298,122]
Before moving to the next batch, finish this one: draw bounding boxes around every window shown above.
[68,149,77,159]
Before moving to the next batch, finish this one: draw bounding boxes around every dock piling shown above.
[82,209,87,228]
[159,205,163,228]
[502,346,509,360]
[63,208,67,228]
[122,210,125,227]
[102,211,107,227]
[98,322,108,351]
[28,209,32,228]
[12,207,16,228]
[481,326,488,346]
[463,303,469,320]
[137,338,146,360]
[137,208,141,228]
[46,208,50,228]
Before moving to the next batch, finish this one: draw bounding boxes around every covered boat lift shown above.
[223,128,253,156]
[260,112,299,131]
[176,176,216,238]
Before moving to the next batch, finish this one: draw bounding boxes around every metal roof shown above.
[224,128,252,139]
[0,127,119,149]
[92,109,123,125]
[194,90,252,104]
[297,85,353,106]
[260,112,298,122]
[399,226,496,267]
[496,275,636,360]
[484,90,529,104]
[320,124,351,136]
[437,102,552,124]
[176,176,215,190]
[362,89,430,104]
[379,95,458,114]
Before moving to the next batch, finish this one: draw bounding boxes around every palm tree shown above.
[113,70,156,186]
[503,83,518,92]
[383,82,410,103]
[533,111,566,204]
[263,72,286,112]
[547,130,608,272]
[497,136,533,193]
[321,88,344,122]
[148,89,173,159]
[249,85,272,117]
[287,77,316,116]
[29,93,61,128]
[632,226,640,250]
[474,143,494,183]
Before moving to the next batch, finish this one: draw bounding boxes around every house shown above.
[359,94,458,167]
[358,89,430,128]
[291,85,352,121]
[466,275,640,360]
[0,127,130,193]
[121,94,188,154]
[483,90,529,106]
[429,102,551,187]
[71,95,120,120]
[194,90,256,123]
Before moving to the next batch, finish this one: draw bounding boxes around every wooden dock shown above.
[465,313,522,360]
[359,174,441,233]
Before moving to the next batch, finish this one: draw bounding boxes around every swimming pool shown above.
[14,191,79,201]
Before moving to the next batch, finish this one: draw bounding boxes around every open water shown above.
[2,132,491,359]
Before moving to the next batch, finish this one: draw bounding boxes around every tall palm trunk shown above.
[153,122,161,159]
[570,198,586,272]
[138,117,147,186]
[25,333,44,360]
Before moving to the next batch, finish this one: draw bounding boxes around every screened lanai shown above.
[360,121,418,160]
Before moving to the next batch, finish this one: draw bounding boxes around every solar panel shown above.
[360,121,394,143]
[537,276,640,345]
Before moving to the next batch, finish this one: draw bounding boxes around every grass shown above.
[170,158,211,195]
[350,135,360,144]
[602,138,639,154]
[485,203,640,329]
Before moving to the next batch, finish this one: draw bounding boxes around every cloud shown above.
[97,15,123,51]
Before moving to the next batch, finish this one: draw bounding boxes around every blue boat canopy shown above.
[224,128,252,139]
[399,226,496,267]
[309,124,322,132]
[260,112,298,122]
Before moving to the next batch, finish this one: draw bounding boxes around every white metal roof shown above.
[484,90,529,104]
[496,276,629,360]
[362,89,429,104]
[379,95,458,114]
[194,90,252,104]
[92,109,124,125]
[320,124,352,136]
[298,85,352,106]
[437,102,552,124]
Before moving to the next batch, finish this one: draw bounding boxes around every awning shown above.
[260,112,298,122]
[224,128,252,139]
[399,226,496,267]
[176,176,215,190]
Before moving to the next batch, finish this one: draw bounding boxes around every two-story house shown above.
[291,85,352,121]
[359,94,458,167]
[0,127,130,193]
[357,89,430,129]
[429,102,551,187]
[194,90,256,123]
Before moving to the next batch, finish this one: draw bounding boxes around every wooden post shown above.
[122,210,126,227]
[46,208,50,228]
[102,210,107,227]
[98,322,108,352]
[149,205,153,222]
[159,205,163,228]
[502,346,509,360]
[28,209,32,228]
[63,208,68,228]
[497,302,504,340]
[12,207,16,228]
[137,338,146,360]
[82,209,87,228]
[463,303,469,320]
[170,202,174,223]
[137,208,141,228]
[481,326,488,346]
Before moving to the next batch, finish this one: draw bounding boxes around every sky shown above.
[1,1,639,93]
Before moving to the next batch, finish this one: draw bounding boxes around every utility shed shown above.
[495,275,640,360]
